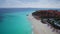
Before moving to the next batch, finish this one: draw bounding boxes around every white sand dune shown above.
[27,13,59,34]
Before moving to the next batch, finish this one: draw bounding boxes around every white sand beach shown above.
[27,13,59,34]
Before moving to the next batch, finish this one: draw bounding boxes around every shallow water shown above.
[0,12,32,34]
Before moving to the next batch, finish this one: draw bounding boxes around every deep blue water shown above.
[0,8,60,34]
[0,8,60,13]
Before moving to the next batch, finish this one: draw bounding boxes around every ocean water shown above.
[0,8,60,34]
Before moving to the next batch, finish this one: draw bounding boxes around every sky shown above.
[0,0,60,8]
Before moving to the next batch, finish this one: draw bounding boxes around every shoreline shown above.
[27,13,58,34]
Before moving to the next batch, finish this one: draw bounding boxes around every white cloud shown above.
[0,0,60,8]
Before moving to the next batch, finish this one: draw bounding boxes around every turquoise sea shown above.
[0,8,60,34]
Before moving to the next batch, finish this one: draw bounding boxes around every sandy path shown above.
[27,13,58,34]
